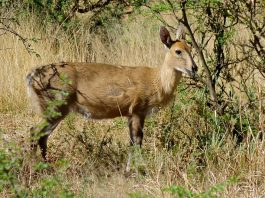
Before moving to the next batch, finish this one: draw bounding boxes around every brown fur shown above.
[27,26,197,162]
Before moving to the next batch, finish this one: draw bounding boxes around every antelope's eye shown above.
[175,50,182,55]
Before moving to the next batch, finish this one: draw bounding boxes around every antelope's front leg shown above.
[126,113,145,174]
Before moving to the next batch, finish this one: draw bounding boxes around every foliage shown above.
[0,146,23,196]
[163,177,238,198]
[0,146,75,197]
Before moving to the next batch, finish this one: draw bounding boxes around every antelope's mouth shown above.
[175,67,196,78]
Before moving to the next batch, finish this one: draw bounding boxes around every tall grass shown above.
[0,12,265,197]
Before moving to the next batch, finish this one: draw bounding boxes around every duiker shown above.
[27,26,197,166]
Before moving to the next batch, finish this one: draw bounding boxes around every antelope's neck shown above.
[159,61,182,96]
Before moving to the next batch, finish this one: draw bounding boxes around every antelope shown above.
[27,26,197,168]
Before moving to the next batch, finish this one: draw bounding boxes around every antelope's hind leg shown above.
[30,117,63,161]
[30,96,73,161]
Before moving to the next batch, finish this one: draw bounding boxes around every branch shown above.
[0,17,40,56]
[180,1,217,103]
[143,4,177,30]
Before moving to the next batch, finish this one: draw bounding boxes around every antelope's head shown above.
[160,25,197,77]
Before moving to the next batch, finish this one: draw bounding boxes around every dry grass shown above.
[0,14,265,198]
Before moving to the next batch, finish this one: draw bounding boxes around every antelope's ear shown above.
[160,26,173,48]
[176,23,186,40]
